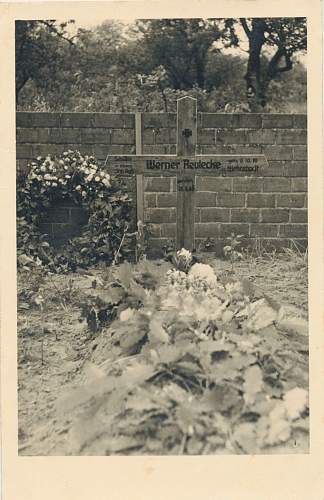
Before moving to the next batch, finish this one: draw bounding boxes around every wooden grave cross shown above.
[107,96,268,251]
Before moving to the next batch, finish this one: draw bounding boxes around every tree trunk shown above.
[195,54,206,88]
[243,19,267,112]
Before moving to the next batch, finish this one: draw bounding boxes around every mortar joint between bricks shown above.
[288,209,292,223]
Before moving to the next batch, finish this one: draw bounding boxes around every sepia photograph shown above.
[15,15,310,457]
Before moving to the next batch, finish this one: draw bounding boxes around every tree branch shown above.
[267,47,293,80]
[39,20,75,45]
[240,18,251,39]
[276,53,293,73]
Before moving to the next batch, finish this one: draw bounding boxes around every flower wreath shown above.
[17,150,132,270]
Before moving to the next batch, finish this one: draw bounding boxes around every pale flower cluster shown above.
[161,286,224,322]
[189,263,218,287]
[27,151,111,199]
[166,263,219,295]
[176,248,192,262]
[173,247,193,271]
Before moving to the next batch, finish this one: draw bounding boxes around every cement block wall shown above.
[16,111,307,254]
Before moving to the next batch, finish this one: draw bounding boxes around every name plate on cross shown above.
[111,155,264,177]
[107,96,268,251]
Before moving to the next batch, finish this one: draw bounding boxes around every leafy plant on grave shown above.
[196,238,217,255]
[223,233,244,272]
[127,220,154,263]
[17,150,133,272]
[162,239,176,260]
[57,259,309,455]
[172,248,194,273]
[80,261,152,334]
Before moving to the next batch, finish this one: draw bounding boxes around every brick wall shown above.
[16,111,307,255]
[39,199,89,248]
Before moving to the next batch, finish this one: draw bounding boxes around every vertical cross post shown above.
[135,112,144,225]
[135,112,145,261]
[176,96,197,250]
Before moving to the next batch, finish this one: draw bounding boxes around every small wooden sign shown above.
[177,178,195,192]
[109,155,265,177]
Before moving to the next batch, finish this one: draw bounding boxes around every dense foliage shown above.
[55,255,308,455]
[16,18,306,113]
[17,150,133,271]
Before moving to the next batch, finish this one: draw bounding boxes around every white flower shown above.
[44,173,51,180]
[177,248,192,260]
[102,178,110,187]
[85,174,93,182]
[76,185,81,191]
[65,175,71,179]
[52,182,58,187]
[40,166,46,172]
[95,176,100,182]
[189,263,217,287]
[284,388,308,421]
[82,191,87,198]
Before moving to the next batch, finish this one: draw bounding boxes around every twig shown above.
[112,223,129,266]
[98,353,144,368]
[178,433,187,454]
[49,280,68,311]
[240,18,252,39]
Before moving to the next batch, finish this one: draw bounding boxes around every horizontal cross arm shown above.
[107,154,268,177]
